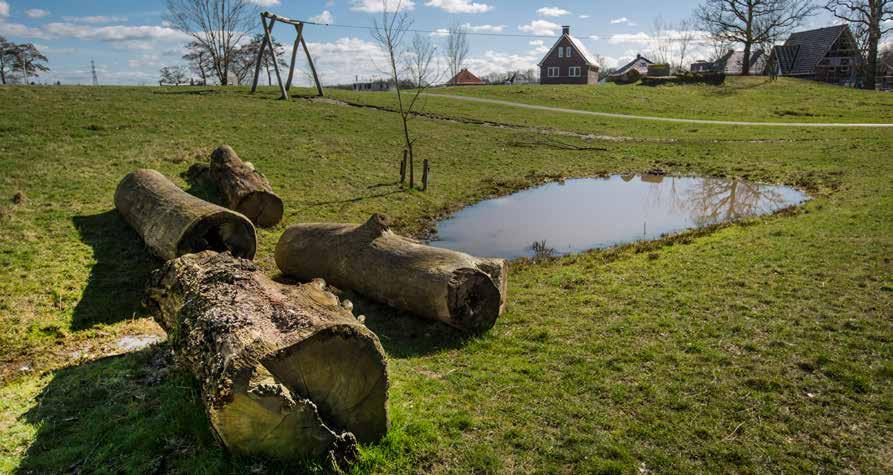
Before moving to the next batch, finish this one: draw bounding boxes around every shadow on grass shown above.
[71,211,157,330]
[17,346,328,473]
[180,164,225,205]
[304,188,406,208]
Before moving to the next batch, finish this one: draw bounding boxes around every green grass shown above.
[0,83,891,473]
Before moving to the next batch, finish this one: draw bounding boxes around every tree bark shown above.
[146,251,389,460]
[207,145,284,228]
[275,214,508,332]
[115,169,256,261]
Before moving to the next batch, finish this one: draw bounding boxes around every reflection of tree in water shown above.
[685,178,789,226]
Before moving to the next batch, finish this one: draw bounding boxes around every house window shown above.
[566,47,572,58]
[548,67,560,77]
[569,66,581,77]
[558,47,564,59]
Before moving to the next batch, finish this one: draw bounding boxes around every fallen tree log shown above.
[275,214,508,332]
[146,251,389,460]
[208,145,284,228]
[115,169,256,261]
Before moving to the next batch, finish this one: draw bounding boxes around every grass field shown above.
[0,81,891,474]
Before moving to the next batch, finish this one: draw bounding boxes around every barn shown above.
[767,25,863,85]
[538,26,600,85]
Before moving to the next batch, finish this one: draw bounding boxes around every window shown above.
[548,67,560,77]
[569,66,581,77]
[558,47,564,58]
[566,47,572,58]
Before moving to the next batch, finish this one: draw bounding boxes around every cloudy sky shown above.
[0,0,846,85]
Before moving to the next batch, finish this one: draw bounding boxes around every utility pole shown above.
[91,60,99,86]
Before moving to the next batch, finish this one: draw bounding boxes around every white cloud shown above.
[610,17,630,25]
[579,14,589,19]
[250,0,281,6]
[425,0,492,14]
[351,0,415,12]
[608,32,652,45]
[431,28,449,37]
[45,23,190,42]
[529,39,544,46]
[465,50,538,76]
[518,20,560,36]
[465,23,504,33]
[310,10,334,23]
[0,1,9,17]
[0,21,49,39]
[62,16,128,24]
[296,37,391,85]
[589,35,600,41]
[25,9,50,19]
[537,7,570,17]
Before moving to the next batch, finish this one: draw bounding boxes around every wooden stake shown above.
[422,159,429,191]
[301,35,324,97]
[408,147,414,189]
[399,150,407,185]
[250,15,270,93]
[285,23,303,91]
[261,18,288,100]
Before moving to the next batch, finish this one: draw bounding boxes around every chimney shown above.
[562,26,570,35]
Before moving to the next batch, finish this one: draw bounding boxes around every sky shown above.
[0,0,848,86]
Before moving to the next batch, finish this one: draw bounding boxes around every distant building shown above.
[352,79,392,92]
[766,25,863,85]
[690,50,766,75]
[538,26,600,85]
[607,54,653,83]
[447,69,484,86]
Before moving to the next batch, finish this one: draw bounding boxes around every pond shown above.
[429,175,809,259]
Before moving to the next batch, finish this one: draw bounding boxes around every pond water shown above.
[429,175,809,259]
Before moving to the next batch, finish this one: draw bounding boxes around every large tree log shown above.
[115,169,256,261]
[275,214,508,332]
[146,251,389,460]
[208,145,284,228]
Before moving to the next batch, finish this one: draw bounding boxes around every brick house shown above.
[447,68,484,86]
[538,26,600,85]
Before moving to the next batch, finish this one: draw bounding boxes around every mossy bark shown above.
[275,214,508,332]
[146,251,389,460]
[115,169,257,261]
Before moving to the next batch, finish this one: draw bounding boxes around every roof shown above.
[774,24,851,76]
[448,69,483,85]
[610,54,654,77]
[537,33,599,67]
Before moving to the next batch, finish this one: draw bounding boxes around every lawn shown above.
[0,83,890,474]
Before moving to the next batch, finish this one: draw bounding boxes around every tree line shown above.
[0,36,49,85]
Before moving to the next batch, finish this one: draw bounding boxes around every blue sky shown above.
[0,0,842,85]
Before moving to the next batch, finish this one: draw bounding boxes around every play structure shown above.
[250,11,324,99]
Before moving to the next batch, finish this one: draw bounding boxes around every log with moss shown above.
[205,145,284,228]
[275,214,508,332]
[146,251,389,461]
[115,169,257,261]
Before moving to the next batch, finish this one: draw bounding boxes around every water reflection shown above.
[430,175,808,259]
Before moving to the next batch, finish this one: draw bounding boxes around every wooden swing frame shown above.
[250,12,324,100]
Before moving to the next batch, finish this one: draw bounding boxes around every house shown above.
[766,24,863,85]
[447,69,484,86]
[538,26,600,85]
[690,50,766,75]
[352,78,393,91]
[607,54,653,83]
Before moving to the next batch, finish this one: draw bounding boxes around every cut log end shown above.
[178,211,257,259]
[236,191,284,228]
[448,268,502,332]
[263,324,389,443]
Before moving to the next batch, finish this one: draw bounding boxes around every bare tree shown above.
[675,19,699,73]
[825,0,893,90]
[650,17,673,65]
[445,21,469,83]
[238,33,288,86]
[160,65,190,85]
[0,36,15,85]
[182,40,213,85]
[696,0,815,75]
[372,0,439,189]
[165,0,259,86]
[14,44,49,83]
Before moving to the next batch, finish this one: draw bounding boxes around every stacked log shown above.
[275,214,508,332]
[115,169,256,260]
[146,251,389,460]
[207,145,284,228]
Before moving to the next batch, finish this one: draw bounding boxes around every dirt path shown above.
[423,93,893,128]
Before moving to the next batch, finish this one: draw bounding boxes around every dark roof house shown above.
[607,54,653,82]
[447,68,484,86]
[767,24,862,85]
[690,50,766,75]
[538,26,600,85]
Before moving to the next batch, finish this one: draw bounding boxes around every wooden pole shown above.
[250,15,270,93]
[285,23,303,91]
[301,35,324,97]
[261,18,289,100]
[400,150,407,185]
[422,159,429,191]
